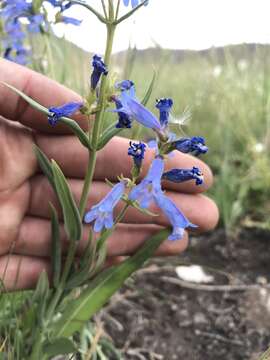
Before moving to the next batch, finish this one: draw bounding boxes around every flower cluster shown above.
[0,0,81,65]
[83,58,208,241]
[47,54,208,241]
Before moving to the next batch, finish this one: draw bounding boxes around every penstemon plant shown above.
[1,0,209,358]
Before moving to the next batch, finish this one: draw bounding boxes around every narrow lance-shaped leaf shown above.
[1,82,91,150]
[50,204,62,288]
[51,160,82,241]
[33,145,54,188]
[52,228,170,338]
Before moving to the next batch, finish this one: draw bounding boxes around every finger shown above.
[12,217,189,257]
[36,135,213,193]
[28,176,219,232]
[0,254,50,291]
[0,58,87,134]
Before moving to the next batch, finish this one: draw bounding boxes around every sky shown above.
[53,0,270,54]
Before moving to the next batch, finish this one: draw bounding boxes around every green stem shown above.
[101,0,108,19]
[79,24,116,216]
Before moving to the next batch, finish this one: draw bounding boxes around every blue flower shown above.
[155,98,173,128]
[114,82,161,131]
[84,182,126,232]
[48,102,83,126]
[2,0,31,19]
[60,16,82,25]
[129,157,164,208]
[90,54,108,90]
[172,136,208,156]
[115,80,135,92]
[162,167,204,185]
[123,0,148,8]
[113,98,133,128]
[128,141,146,167]
[4,46,28,65]
[154,192,197,241]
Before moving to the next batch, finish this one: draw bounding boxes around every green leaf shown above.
[97,123,123,150]
[65,231,96,289]
[141,70,156,106]
[51,160,82,241]
[43,338,77,357]
[33,270,49,303]
[60,117,91,150]
[50,204,62,288]
[52,228,170,337]
[33,271,50,323]
[33,145,54,187]
[1,82,91,150]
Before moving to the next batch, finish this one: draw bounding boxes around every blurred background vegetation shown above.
[34,38,270,235]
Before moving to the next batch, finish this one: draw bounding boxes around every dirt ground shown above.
[102,228,270,360]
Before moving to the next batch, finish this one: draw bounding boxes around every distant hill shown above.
[113,43,270,65]
[51,36,270,66]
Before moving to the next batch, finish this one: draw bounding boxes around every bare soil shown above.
[102,228,270,360]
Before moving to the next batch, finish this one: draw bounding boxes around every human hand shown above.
[0,58,219,290]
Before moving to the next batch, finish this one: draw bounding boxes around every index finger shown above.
[0,58,88,133]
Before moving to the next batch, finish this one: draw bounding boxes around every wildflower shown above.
[162,167,204,185]
[129,157,164,208]
[59,16,82,25]
[128,141,146,168]
[48,102,83,125]
[4,45,28,65]
[113,98,132,128]
[2,0,31,19]
[115,80,135,92]
[84,182,126,232]
[123,0,149,8]
[172,136,208,156]
[90,54,108,90]
[155,98,173,128]
[154,192,197,241]
[114,81,161,131]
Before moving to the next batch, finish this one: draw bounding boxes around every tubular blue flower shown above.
[155,98,173,128]
[128,141,146,168]
[129,158,164,208]
[60,16,82,25]
[90,54,108,90]
[114,84,162,131]
[84,182,126,232]
[154,192,197,241]
[113,98,132,128]
[162,167,204,186]
[172,136,208,156]
[48,102,83,126]
[123,0,148,8]
[2,0,31,19]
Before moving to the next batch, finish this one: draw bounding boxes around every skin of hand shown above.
[0,58,219,290]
